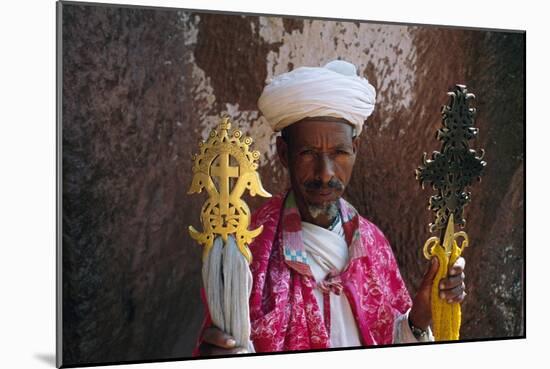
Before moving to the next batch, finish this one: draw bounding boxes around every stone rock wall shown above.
[61,3,524,365]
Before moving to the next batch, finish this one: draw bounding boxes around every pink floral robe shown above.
[194,191,412,354]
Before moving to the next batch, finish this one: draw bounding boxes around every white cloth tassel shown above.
[202,238,226,332]
[202,236,255,353]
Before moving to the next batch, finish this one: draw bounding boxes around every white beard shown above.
[308,202,339,221]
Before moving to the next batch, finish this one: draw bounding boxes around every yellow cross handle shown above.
[422,214,469,341]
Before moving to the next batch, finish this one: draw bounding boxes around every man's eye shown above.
[336,150,350,155]
[301,150,315,156]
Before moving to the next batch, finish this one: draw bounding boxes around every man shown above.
[196,60,466,355]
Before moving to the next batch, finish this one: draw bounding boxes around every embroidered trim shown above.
[281,190,366,276]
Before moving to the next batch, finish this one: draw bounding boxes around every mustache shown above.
[304,178,344,191]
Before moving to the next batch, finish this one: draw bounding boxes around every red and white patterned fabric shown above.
[193,190,412,354]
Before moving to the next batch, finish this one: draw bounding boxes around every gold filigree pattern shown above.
[188,117,271,263]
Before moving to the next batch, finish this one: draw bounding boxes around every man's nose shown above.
[316,154,335,184]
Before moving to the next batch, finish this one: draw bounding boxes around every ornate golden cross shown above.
[188,117,271,263]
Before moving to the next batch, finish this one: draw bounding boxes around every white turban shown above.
[257,60,376,136]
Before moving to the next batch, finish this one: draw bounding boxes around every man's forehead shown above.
[285,119,355,145]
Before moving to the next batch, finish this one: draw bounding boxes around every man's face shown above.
[276,119,359,224]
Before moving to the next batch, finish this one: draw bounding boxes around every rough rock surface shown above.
[61,3,524,365]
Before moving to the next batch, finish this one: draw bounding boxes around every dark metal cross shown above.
[416,84,487,238]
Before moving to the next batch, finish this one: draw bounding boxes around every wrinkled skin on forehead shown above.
[276,118,360,228]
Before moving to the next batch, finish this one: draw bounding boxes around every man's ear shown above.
[276,135,289,169]
[352,135,360,155]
